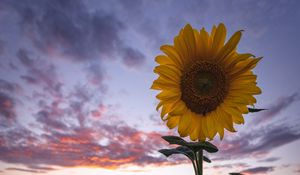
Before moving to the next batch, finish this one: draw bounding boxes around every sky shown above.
[0,0,300,175]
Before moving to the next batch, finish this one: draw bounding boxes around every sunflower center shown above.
[180,61,228,115]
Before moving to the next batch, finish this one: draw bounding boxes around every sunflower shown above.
[151,23,261,141]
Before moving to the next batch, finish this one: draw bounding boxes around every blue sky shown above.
[0,0,300,175]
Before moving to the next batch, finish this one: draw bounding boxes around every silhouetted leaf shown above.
[161,136,218,153]
[187,141,218,153]
[159,146,195,161]
[203,156,211,163]
[161,136,187,145]
[248,108,266,113]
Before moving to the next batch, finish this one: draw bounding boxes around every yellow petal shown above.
[225,53,254,70]
[230,57,262,77]
[212,23,226,56]
[174,30,190,61]
[230,73,257,83]
[193,29,202,57]
[151,81,179,90]
[201,116,210,140]
[178,110,193,137]
[159,99,181,120]
[230,85,262,95]
[210,25,217,42]
[199,28,210,58]
[154,65,181,82]
[151,78,180,90]
[156,101,163,111]
[236,105,249,114]
[227,92,257,105]
[160,45,183,66]
[183,24,196,59]
[155,55,182,69]
[215,109,225,140]
[166,115,180,129]
[223,113,236,132]
[169,101,187,116]
[222,104,245,124]
[217,30,242,61]
[205,112,217,140]
[151,76,179,90]
[156,89,180,100]
[232,113,245,124]
[190,117,200,141]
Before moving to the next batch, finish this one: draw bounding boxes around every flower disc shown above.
[151,23,261,141]
[180,61,228,115]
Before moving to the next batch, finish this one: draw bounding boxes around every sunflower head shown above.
[151,23,261,141]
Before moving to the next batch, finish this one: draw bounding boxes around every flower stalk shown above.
[196,149,203,175]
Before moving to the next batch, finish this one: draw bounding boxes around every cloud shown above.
[0,92,16,120]
[213,163,249,170]
[0,121,173,171]
[241,166,274,174]
[0,79,22,94]
[4,0,145,68]
[10,0,118,60]
[17,48,63,97]
[0,39,4,55]
[258,157,280,163]
[252,93,300,124]
[36,109,69,131]
[85,63,107,91]
[121,47,145,68]
[6,167,46,174]
[214,123,300,161]
[0,80,177,172]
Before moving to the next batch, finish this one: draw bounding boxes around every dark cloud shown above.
[17,48,63,97]
[0,92,16,119]
[26,165,57,171]
[8,62,19,70]
[0,79,22,94]
[213,163,249,170]
[85,63,107,92]
[4,0,145,68]
[241,166,274,174]
[121,47,145,68]
[258,157,280,163]
[0,40,4,55]
[214,124,300,161]
[229,173,244,175]
[10,0,117,60]
[36,109,68,131]
[252,93,300,124]
[6,167,46,174]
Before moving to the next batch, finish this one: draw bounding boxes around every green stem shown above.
[196,149,203,175]
[192,159,198,175]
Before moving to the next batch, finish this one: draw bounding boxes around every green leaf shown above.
[159,146,195,161]
[248,108,266,113]
[161,136,218,153]
[187,141,218,153]
[203,156,211,163]
[161,136,187,145]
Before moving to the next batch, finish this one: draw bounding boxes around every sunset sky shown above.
[0,0,300,175]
